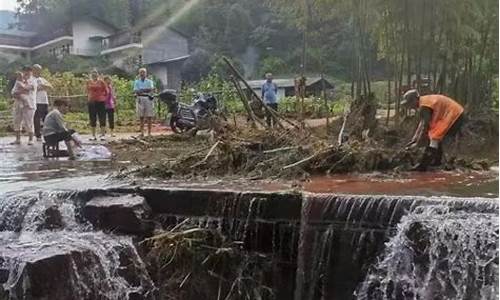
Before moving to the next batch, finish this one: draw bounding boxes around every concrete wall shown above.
[72,19,115,56]
[147,64,167,89]
[166,60,184,90]
[141,26,188,64]
[147,59,185,90]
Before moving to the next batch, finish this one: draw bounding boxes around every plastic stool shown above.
[42,142,60,158]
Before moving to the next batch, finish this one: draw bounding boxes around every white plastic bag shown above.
[77,145,112,160]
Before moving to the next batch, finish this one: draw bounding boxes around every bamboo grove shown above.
[268,0,498,116]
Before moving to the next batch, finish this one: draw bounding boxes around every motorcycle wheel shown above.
[170,117,187,134]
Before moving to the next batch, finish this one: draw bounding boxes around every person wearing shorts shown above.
[43,98,81,160]
[133,68,155,137]
[86,70,108,141]
[11,66,37,145]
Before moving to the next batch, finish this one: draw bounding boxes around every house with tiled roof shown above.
[0,15,190,89]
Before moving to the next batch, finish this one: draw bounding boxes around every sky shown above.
[0,0,17,11]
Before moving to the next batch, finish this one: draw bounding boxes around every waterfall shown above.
[0,191,156,300]
[294,194,499,300]
[356,205,498,300]
[0,187,497,300]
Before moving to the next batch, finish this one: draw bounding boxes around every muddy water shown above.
[303,171,499,198]
[1,137,497,197]
[0,137,131,193]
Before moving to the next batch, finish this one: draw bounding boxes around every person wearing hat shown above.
[261,73,278,127]
[402,89,465,171]
[32,64,53,141]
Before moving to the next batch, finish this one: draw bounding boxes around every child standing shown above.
[103,76,117,137]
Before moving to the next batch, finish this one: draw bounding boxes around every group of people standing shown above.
[85,67,155,139]
[10,65,155,150]
[10,65,118,145]
[10,64,53,145]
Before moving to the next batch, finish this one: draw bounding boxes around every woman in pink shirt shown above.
[103,76,117,137]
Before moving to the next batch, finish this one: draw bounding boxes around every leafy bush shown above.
[180,72,243,114]
[278,96,347,118]
[0,101,8,111]
[258,56,289,77]
[492,77,498,113]
[38,70,136,113]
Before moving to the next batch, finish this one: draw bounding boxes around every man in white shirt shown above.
[33,64,53,141]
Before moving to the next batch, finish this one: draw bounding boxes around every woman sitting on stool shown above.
[42,99,81,159]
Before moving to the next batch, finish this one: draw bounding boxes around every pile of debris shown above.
[115,124,490,181]
[143,221,273,299]
[112,56,495,180]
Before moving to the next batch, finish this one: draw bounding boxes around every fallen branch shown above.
[203,140,222,162]
[327,152,352,174]
[263,146,299,154]
[282,146,334,170]
[130,136,150,146]
[190,140,222,169]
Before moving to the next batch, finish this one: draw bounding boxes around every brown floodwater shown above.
[1,137,497,198]
[302,171,499,198]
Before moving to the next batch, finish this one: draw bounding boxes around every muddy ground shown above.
[109,111,498,182]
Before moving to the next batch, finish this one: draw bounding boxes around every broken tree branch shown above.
[223,56,302,130]
[229,75,265,128]
[190,140,222,169]
[263,146,300,154]
[282,146,334,170]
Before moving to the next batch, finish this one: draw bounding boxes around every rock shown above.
[83,194,154,235]
[0,234,157,300]
[35,205,64,230]
[1,247,107,299]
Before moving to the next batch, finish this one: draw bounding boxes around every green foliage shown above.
[492,77,499,113]
[109,75,136,111]
[0,101,8,111]
[13,0,500,114]
[258,56,289,77]
[0,75,9,111]
[278,96,347,119]
[35,55,119,75]
[64,109,137,134]
[0,75,7,95]
[180,73,242,113]
[36,70,136,113]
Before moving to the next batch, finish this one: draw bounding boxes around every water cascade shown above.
[0,187,497,300]
[0,191,156,299]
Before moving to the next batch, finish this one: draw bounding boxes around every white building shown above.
[0,16,190,89]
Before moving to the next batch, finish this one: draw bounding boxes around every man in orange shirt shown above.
[402,89,465,171]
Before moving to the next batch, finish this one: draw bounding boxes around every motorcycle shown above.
[158,89,220,135]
